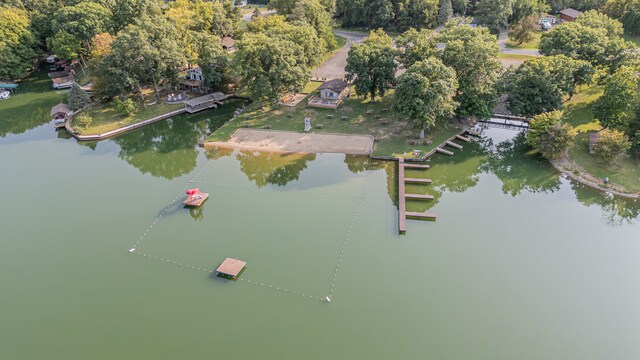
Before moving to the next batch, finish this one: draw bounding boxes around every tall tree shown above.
[395,58,458,139]
[593,65,639,129]
[396,28,437,68]
[0,5,37,79]
[526,110,573,160]
[438,20,503,119]
[68,82,92,110]
[345,29,397,103]
[233,32,309,105]
[438,0,453,25]
[475,0,514,33]
[575,10,624,37]
[289,0,337,51]
[505,55,594,117]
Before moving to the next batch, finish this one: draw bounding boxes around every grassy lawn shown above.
[240,4,267,15]
[78,101,184,135]
[498,53,537,61]
[622,34,640,48]
[302,81,322,94]
[506,31,542,49]
[562,84,640,192]
[208,89,462,158]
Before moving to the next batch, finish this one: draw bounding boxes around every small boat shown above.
[0,90,10,100]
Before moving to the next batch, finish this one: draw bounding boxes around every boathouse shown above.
[52,75,74,90]
[216,258,246,278]
[184,92,228,114]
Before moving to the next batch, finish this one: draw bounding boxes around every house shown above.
[308,79,350,109]
[559,8,583,22]
[180,67,204,91]
[186,67,203,81]
[52,75,74,90]
[221,37,235,51]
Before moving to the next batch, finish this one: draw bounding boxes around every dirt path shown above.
[205,129,374,155]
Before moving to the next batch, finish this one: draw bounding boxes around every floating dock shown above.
[398,158,436,233]
[216,257,246,278]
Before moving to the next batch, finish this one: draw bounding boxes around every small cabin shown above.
[318,79,349,100]
[559,8,583,22]
[221,37,235,52]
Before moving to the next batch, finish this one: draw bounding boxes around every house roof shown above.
[221,36,235,48]
[52,76,74,85]
[318,79,348,93]
[50,103,70,116]
[185,92,228,107]
[559,8,583,18]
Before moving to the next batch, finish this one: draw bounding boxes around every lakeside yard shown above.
[506,31,542,50]
[208,87,462,158]
[77,101,184,135]
[562,85,640,193]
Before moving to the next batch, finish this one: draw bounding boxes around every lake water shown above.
[1,73,640,359]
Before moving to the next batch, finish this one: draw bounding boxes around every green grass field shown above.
[506,31,542,50]
[208,89,461,158]
[78,101,184,134]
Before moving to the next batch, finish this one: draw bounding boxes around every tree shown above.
[505,55,594,117]
[593,66,639,129]
[0,6,37,79]
[190,32,229,90]
[51,2,113,45]
[438,20,503,119]
[508,15,538,45]
[109,0,163,32]
[48,30,83,65]
[510,0,549,23]
[526,111,573,160]
[233,32,309,105]
[74,112,93,131]
[451,0,467,15]
[397,0,439,31]
[438,0,453,25]
[113,97,137,117]
[475,0,514,33]
[395,58,458,139]
[396,28,436,68]
[592,129,632,162]
[68,82,91,111]
[289,0,337,51]
[576,10,624,37]
[345,29,397,103]
[90,32,113,61]
[539,21,631,68]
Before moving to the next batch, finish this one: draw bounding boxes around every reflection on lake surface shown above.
[2,91,640,359]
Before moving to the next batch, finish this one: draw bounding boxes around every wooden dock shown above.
[435,147,454,156]
[445,140,463,150]
[398,158,436,233]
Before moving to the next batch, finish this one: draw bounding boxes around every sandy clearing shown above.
[205,129,374,155]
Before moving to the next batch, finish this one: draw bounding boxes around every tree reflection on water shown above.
[236,150,316,187]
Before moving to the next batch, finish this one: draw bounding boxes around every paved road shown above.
[312,30,367,80]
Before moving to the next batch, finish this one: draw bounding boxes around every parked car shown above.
[541,20,552,30]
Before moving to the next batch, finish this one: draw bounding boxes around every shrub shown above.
[526,110,573,160]
[113,97,137,117]
[593,129,632,162]
[74,113,93,130]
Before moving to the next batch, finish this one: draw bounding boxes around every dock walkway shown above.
[398,158,436,233]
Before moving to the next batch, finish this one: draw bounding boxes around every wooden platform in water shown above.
[405,178,432,184]
[405,211,437,220]
[398,159,407,233]
[405,193,434,200]
[445,140,463,149]
[456,134,471,142]
[435,147,454,156]
[183,192,209,207]
[403,163,430,169]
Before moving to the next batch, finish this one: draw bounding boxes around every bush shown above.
[74,113,93,130]
[593,129,632,162]
[526,111,573,160]
[632,130,640,152]
[113,97,137,117]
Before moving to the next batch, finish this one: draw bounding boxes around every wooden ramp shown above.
[405,194,434,200]
[445,141,463,150]
[403,163,430,169]
[405,178,432,184]
[398,158,435,233]
[405,211,437,220]
[435,147,454,156]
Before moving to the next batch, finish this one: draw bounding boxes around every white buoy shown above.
[128,248,136,253]
[324,296,332,303]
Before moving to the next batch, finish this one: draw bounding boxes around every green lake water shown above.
[2,71,640,359]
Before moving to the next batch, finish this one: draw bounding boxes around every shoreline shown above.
[550,155,640,199]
